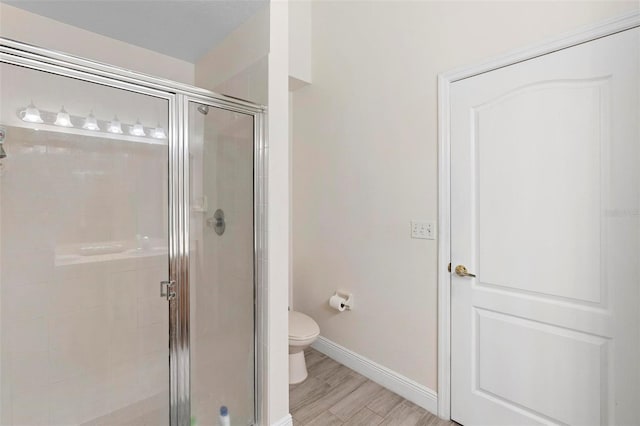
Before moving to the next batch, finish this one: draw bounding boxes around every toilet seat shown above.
[289,311,320,341]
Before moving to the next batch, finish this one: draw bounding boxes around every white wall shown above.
[195,5,269,98]
[195,5,269,106]
[289,0,312,90]
[267,2,291,424]
[0,3,194,84]
[291,0,639,393]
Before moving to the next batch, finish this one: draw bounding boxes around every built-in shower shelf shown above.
[55,240,168,266]
[55,247,167,266]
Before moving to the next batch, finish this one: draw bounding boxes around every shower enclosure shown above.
[0,39,266,426]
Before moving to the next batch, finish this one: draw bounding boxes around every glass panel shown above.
[0,63,170,426]
[189,102,255,426]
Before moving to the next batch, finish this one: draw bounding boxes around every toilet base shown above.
[289,350,309,384]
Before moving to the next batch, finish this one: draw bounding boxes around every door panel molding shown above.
[436,10,640,420]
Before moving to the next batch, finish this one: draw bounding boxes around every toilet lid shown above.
[289,311,320,340]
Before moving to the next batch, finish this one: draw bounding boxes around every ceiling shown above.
[4,0,268,63]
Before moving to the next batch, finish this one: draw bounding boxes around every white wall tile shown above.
[2,282,48,322]
[48,375,90,425]
[7,317,48,354]
[11,388,49,426]
[8,350,49,395]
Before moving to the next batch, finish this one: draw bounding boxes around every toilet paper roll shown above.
[329,294,347,312]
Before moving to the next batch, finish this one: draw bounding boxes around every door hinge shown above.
[448,262,451,273]
[160,280,177,301]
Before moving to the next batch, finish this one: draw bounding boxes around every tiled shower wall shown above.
[0,128,169,425]
[190,108,256,425]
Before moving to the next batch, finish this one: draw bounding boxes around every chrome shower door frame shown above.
[0,38,268,426]
[178,93,268,426]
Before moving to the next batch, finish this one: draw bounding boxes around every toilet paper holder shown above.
[332,291,353,311]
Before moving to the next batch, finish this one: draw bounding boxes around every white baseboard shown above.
[271,413,293,426]
[312,336,438,416]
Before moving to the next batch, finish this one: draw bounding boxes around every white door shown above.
[450,27,639,426]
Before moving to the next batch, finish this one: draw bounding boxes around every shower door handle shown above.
[160,280,177,301]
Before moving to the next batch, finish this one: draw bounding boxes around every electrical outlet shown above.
[411,221,436,240]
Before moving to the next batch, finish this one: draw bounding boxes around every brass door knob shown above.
[455,265,476,278]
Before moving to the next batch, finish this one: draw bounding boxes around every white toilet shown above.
[288,310,320,384]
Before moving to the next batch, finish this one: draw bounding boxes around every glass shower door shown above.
[189,102,256,426]
[0,62,171,426]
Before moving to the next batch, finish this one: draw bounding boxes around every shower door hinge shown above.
[160,280,177,301]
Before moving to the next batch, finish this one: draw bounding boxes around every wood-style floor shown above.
[290,349,457,426]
